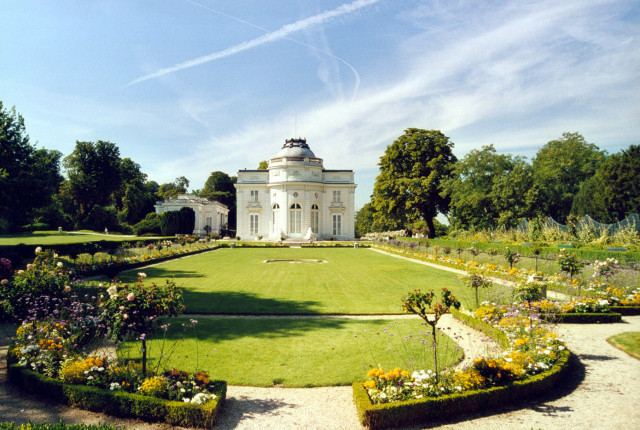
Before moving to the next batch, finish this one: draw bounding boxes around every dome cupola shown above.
[275,138,316,158]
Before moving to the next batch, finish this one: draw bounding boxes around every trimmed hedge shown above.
[610,306,640,316]
[6,363,226,429]
[353,309,573,429]
[543,312,622,324]
[0,422,123,430]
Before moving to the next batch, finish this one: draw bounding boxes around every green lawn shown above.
[119,316,463,387]
[109,247,477,313]
[607,331,640,360]
[0,231,142,246]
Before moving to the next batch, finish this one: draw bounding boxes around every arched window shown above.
[272,203,280,232]
[311,204,319,233]
[289,203,301,234]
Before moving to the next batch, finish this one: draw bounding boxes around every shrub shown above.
[133,213,162,236]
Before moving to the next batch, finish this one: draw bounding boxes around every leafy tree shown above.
[0,103,63,231]
[532,132,605,222]
[355,203,375,237]
[258,160,269,170]
[158,176,189,200]
[200,171,237,229]
[445,145,540,230]
[200,171,235,207]
[63,140,122,215]
[572,145,640,222]
[372,129,457,238]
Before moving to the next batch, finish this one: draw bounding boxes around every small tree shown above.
[514,282,544,330]
[463,272,492,308]
[503,247,520,269]
[402,288,460,383]
[556,249,584,280]
[101,273,184,375]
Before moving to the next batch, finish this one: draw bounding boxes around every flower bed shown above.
[481,299,623,324]
[353,308,572,429]
[70,243,225,278]
[6,361,226,428]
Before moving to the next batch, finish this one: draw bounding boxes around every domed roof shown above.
[275,138,316,158]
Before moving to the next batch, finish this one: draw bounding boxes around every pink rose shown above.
[1,279,8,285]
[127,293,135,301]
[27,264,34,270]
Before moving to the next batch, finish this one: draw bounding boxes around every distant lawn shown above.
[0,230,143,246]
[607,332,640,360]
[119,316,462,387]
[107,247,478,314]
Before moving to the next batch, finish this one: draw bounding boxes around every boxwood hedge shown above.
[6,363,226,429]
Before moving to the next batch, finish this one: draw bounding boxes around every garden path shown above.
[2,317,640,429]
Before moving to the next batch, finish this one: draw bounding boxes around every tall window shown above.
[250,190,259,202]
[289,203,301,234]
[311,204,319,233]
[332,214,342,236]
[250,214,259,235]
[332,190,341,203]
[272,203,280,232]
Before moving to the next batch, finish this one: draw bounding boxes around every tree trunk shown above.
[425,217,436,239]
[142,339,147,376]
[431,324,438,383]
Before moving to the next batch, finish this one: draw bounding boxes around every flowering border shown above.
[6,359,226,428]
[352,309,572,430]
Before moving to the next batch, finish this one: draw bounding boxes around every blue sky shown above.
[2,0,639,211]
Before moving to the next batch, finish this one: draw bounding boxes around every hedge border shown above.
[543,312,622,324]
[353,309,573,430]
[610,306,640,316]
[6,363,226,429]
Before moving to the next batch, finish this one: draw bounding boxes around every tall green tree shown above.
[158,176,189,199]
[0,102,63,231]
[372,128,457,238]
[200,171,237,229]
[532,132,605,222]
[355,203,375,237]
[445,145,521,230]
[63,140,122,214]
[572,145,640,222]
[258,160,269,170]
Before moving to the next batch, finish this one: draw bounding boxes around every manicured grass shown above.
[119,317,463,387]
[0,231,142,246]
[607,331,640,360]
[109,248,476,314]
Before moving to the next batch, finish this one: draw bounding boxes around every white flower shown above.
[64,285,71,293]
[138,272,147,278]
[57,262,63,268]
[35,247,42,254]
[106,285,117,297]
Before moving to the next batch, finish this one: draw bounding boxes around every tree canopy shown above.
[372,128,457,238]
[0,102,63,231]
[445,145,540,230]
[532,132,606,222]
[572,144,640,222]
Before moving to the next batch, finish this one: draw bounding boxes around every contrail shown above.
[182,0,363,101]
[128,0,378,91]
